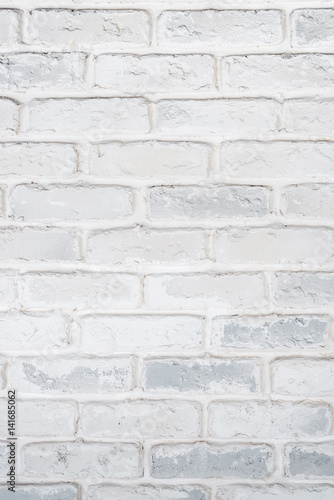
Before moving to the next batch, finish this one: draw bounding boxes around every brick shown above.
[0,274,16,307]
[208,401,331,439]
[144,358,260,394]
[146,274,266,310]
[0,99,18,131]
[87,228,206,264]
[10,357,133,394]
[0,143,77,177]
[0,442,9,476]
[0,228,78,260]
[221,141,334,180]
[211,315,328,350]
[12,185,133,221]
[89,141,209,179]
[22,442,142,479]
[224,54,334,90]
[95,54,215,92]
[0,360,5,390]
[292,9,334,48]
[212,227,334,264]
[0,312,70,350]
[217,485,334,500]
[0,53,85,90]
[28,98,149,133]
[80,315,202,353]
[0,10,19,45]
[87,485,209,500]
[157,10,282,47]
[271,358,334,397]
[21,272,141,310]
[0,485,78,500]
[284,100,334,135]
[0,399,77,437]
[157,99,280,135]
[281,184,334,219]
[81,400,200,438]
[274,273,334,308]
[148,186,270,220]
[151,443,273,479]
[286,443,334,478]
[28,9,150,47]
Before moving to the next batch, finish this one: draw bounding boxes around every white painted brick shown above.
[0,442,9,475]
[284,100,334,135]
[87,228,206,264]
[89,142,209,179]
[10,357,133,393]
[225,54,334,90]
[144,358,261,394]
[146,274,266,310]
[151,443,273,479]
[0,53,85,90]
[0,228,78,261]
[211,315,328,350]
[217,485,334,500]
[22,442,142,479]
[292,9,334,48]
[0,143,77,177]
[149,186,270,220]
[274,273,334,308]
[286,442,334,478]
[12,185,133,221]
[212,227,334,264]
[95,54,215,92]
[157,99,280,135]
[0,274,16,307]
[28,98,150,133]
[0,98,18,131]
[28,9,150,47]
[221,141,334,180]
[81,400,200,438]
[0,312,69,350]
[208,401,331,439]
[87,485,209,500]
[0,399,77,437]
[0,485,79,500]
[0,360,5,390]
[21,272,142,310]
[80,315,202,353]
[272,359,334,397]
[0,9,19,46]
[157,10,283,47]
[281,184,334,219]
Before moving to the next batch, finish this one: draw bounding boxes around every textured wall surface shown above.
[0,0,333,499]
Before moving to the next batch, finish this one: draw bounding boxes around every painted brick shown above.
[87,485,209,500]
[81,400,201,438]
[144,358,260,394]
[208,401,331,438]
[148,186,270,220]
[211,315,328,350]
[0,274,16,307]
[28,9,150,47]
[274,273,334,308]
[151,442,273,479]
[89,142,209,179]
[157,10,282,47]
[217,485,334,500]
[0,98,18,131]
[95,54,215,92]
[284,100,334,135]
[292,9,334,48]
[10,357,133,394]
[0,485,78,500]
[281,184,334,219]
[80,314,202,353]
[286,442,334,478]
[0,9,19,46]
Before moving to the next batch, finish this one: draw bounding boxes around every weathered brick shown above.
[281,184,334,219]
[0,9,19,46]
[87,485,209,500]
[80,314,202,352]
[292,9,334,48]
[208,401,331,438]
[81,400,200,438]
[284,100,334,135]
[151,442,273,479]
[217,485,334,500]
[0,274,16,307]
[0,99,18,131]
[144,358,260,394]
[286,442,334,478]
[10,357,133,394]
[275,273,334,308]
[0,485,78,500]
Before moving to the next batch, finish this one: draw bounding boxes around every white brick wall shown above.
[0,0,333,498]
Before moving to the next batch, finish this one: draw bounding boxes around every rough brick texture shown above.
[0,0,333,498]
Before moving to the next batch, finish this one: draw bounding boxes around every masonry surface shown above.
[0,0,333,499]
